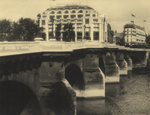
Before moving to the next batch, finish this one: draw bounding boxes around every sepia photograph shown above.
[0,0,150,114]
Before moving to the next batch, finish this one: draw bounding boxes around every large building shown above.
[124,23,146,46]
[39,5,108,42]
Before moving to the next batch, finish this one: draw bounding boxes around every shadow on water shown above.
[39,80,76,115]
[132,67,148,75]
[0,81,40,115]
[77,97,122,115]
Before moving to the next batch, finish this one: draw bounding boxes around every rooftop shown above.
[124,23,145,31]
[45,5,94,11]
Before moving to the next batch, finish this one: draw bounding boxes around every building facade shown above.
[39,5,108,42]
[124,23,146,46]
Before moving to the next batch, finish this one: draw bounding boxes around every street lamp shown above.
[50,17,55,39]
[60,18,63,41]
[37,13,41,37]
[37,13,41,27]
[83,25,86,41]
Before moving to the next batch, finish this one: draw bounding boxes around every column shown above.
[53,21,55,37]
[99,22,102,43]
[82,18,85,41]
[60,19,63,41]
[46,18,49,42]
[105,21,108,42]
[75,19,77,42]
[90,20,93,41]
[101,20,104,42]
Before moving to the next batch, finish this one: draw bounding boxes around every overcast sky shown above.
[0,0,150,33]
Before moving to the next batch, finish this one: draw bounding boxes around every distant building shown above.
[114,33,124,45]
[123,23,146,46]
[39,5,108,42]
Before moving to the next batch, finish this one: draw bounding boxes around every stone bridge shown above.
[0,41,149,115]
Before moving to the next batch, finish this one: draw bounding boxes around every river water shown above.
[77,69,150,115]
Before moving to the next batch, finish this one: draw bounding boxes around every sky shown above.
[0,0,150,34]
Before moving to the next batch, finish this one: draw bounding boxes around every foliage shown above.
[55,23,61,41]
[146,34,150,48]
[0,18,44,41]
[107,23,114,43]
[0,19,12,41]
[62,23,75,41]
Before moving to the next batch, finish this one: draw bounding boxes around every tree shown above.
[0,19,12,41]
[9,18,44,41]
[107,23,114,43]
[146,34,150,48]
[55,23,61,41]
[62,22,75,42]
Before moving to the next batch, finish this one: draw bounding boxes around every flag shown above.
[144,20,146,22]
[131,14,135,17]
[131,20,134,24]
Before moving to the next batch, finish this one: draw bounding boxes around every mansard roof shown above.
[124,23,145,31]
[45,5,94,11]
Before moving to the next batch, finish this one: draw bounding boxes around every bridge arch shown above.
[65,64,85,90]
[0,81,41,115]
[129,56,141,64]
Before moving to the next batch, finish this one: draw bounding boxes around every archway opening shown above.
[99,57,105,74]
[65,64,85,90]
[129,56,141,64]
[0,81,40,115]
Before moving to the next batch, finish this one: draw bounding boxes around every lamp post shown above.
[37,13,41,27]
[37,14,41,37]
[83,25,86,42]
[74,19,77,42]
[50,17,55,39]
[60,19,63,41]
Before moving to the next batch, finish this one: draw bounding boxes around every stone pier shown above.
[105,53,120,83]
[125,55,132,70]
[116,53,128,75]
[82,54,105,98]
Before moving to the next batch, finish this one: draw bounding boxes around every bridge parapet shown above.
[0,42,149,57]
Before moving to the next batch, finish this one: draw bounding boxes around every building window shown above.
[50,11,55,14]
[78,15,83,18]
[86,14,90,17]
[57,15,62,19]
[63,15,69,19]
[85,19,89,24]
[71,10,76,13]
[93,19,98,22]
[93,14,96,17]
[50,16,55,19]
[42,20,45,25]
[85,32,90,40]
[93,32,99,40]
[86,11,88,13]
[42,15,47,18]
[71,15,76,18]
[77,32,82,40]
[64,11,68,13]
[57,11,62,14]
[78,10,83,13]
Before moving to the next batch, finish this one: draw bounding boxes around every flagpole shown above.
[131,14,135,24]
